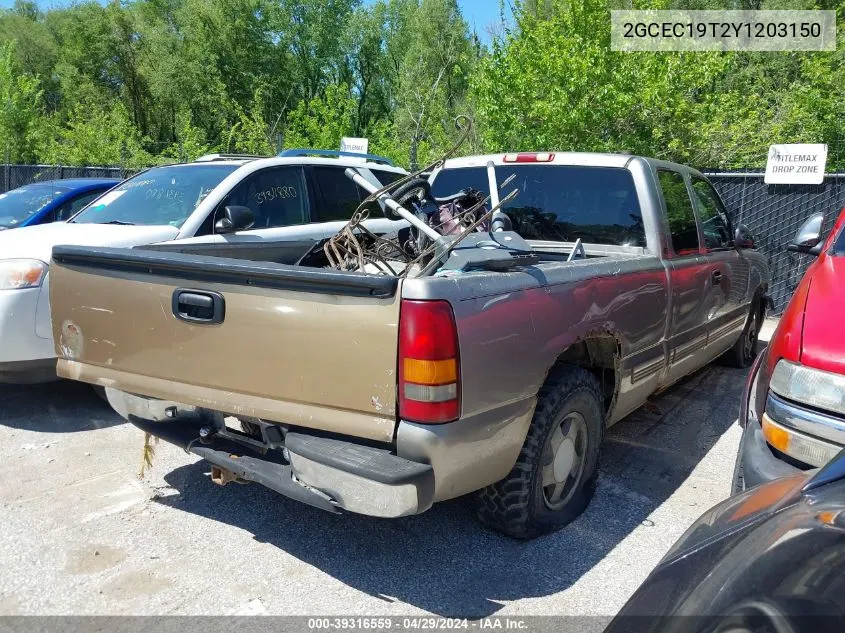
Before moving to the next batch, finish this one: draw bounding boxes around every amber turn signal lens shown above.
[762,413,791,454]
[403,358,457,385]
[817,510,840,526]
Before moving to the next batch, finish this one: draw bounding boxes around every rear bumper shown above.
[121,392,435,519]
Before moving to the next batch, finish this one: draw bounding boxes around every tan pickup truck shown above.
[49,153,771,539]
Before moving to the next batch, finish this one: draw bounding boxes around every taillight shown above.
[502,152,555,163]
[398,299,461,424]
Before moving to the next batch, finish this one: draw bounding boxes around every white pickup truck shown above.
[0,151,406,382]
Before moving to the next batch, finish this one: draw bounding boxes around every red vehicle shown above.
[735,207,845,491]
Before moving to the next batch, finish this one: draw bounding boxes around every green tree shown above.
[284,82,357,150]
[392,0,477,167]
[224,88,276,155]
[0,41,43,163]
[36,99,152,168]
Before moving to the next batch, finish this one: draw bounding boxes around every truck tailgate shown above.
[50,246,401,442]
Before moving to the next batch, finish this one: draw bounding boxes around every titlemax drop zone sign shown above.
[765,144,827,185]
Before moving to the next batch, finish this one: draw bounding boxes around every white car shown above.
[0,151,407,383]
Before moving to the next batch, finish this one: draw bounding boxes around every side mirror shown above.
[787,212,824,256]
[215,205,254,234]
[734,224,755,249]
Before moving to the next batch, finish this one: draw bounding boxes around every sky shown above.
[0,0,514,42]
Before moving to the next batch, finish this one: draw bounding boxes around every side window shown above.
[55,190,106,221]
[371,170,403,187]
[312,167,362,222]
[222,167,307,230]
[690,177,733,250]
[658,170,700,256]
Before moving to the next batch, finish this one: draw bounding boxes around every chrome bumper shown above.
[112,390,435,518]
[764,392,845,468]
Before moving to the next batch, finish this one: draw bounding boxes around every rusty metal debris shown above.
[323,208,416,275]
[322,115,525,278]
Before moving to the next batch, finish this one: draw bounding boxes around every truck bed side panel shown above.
[402,255,669,426]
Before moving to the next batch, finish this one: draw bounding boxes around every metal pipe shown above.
[344,168,442,241]
[486,161,500,209]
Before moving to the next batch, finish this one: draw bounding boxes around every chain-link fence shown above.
[706,171,845,315]
[0,165,131,194]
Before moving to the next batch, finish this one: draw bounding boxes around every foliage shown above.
[0,0,843,169]
[474,0,845,168]
[284,83,358,150]
[0,41,43,163]
[35,99,153,167]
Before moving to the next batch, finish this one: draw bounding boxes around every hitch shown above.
[211,465,241,486]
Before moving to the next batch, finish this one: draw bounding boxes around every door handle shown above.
[711,270,723,285]
[172,289,225,324]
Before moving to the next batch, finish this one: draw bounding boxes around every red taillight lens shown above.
[503,152,555,163]
[398,300,461,424]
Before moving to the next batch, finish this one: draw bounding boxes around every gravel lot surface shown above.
[0,321,776,618]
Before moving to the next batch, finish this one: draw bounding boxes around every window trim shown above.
[657,168,703,259]
[689,175,735,252]
[209,165,311,234]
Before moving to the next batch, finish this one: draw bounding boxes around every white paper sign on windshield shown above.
[765,144,827,185]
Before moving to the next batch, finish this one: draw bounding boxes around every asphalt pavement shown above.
[0,321,776,617]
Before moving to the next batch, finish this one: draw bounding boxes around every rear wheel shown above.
[476,366,604,539]
[722,299,762,369]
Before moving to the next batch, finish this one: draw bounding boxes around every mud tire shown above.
[476,366,605,539]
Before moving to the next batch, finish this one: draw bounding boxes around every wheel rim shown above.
[541,412,588,510]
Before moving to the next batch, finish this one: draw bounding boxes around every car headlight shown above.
[0,259,48,291]
[762,359,845,467]
[770,359,845,416]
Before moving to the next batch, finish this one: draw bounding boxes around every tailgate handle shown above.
[172,289,225,324]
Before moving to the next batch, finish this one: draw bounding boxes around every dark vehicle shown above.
[604,451,845,633]
[734,207,845,492]
[0,178,118,230]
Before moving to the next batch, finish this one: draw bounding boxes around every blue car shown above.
[0,178,120,231]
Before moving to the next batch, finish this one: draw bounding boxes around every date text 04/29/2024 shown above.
[306,618,529,630]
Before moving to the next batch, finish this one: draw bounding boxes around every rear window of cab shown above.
[430,164,645,247]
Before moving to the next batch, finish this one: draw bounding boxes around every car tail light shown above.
[398,299,460,424]
[502,152,555,163]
